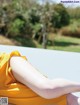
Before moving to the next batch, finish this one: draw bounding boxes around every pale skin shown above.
[10,56,80,105]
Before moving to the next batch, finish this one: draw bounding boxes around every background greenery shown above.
[0,0,80,52]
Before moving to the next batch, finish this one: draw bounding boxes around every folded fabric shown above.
[0,51,67,105]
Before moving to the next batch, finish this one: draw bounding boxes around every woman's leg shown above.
[10,56,80,99]
[45,78,80,99]
[67,93,80,105]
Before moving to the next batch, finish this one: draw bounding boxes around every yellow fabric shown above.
[0,51,67,105]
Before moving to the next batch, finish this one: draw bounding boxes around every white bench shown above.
[0,44,80,97]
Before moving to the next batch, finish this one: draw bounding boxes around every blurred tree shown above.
[40,2,53,48]
[28,8,40,25]
[51,3,70,28]
[0,0,37,37]
[0,0,71,48]
[67,7,80,19]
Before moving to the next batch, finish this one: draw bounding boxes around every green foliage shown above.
[32,23,41,33]
[0,0,33,37]
[12,36,36,47]
[28,8,40,24]
[7,18,25,37]
[51,3,70,28]
[0,1,70,37]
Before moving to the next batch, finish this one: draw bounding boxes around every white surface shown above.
[0,44,80,97]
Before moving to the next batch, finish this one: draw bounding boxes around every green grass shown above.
[11,34,80,53]
[36,34,80,53]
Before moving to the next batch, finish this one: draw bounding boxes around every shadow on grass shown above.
[12,36,36,48]
[47,40,79,46]
[54,41,79,47]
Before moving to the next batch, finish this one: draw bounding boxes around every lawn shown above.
[0,34,80,53]
[49,35,80,52]
[36,34,80,53]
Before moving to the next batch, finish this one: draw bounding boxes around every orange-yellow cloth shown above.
[0,51,67,105]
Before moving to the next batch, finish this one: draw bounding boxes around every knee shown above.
[37,79,53,99]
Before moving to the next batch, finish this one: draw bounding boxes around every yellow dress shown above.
[0,51,67,105]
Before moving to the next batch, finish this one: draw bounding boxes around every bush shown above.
[61,27,80,38]
[7,18,25,37]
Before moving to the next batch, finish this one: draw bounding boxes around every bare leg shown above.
[45,79,80,99]
[67,93,80,105]
[10,57,80,99]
